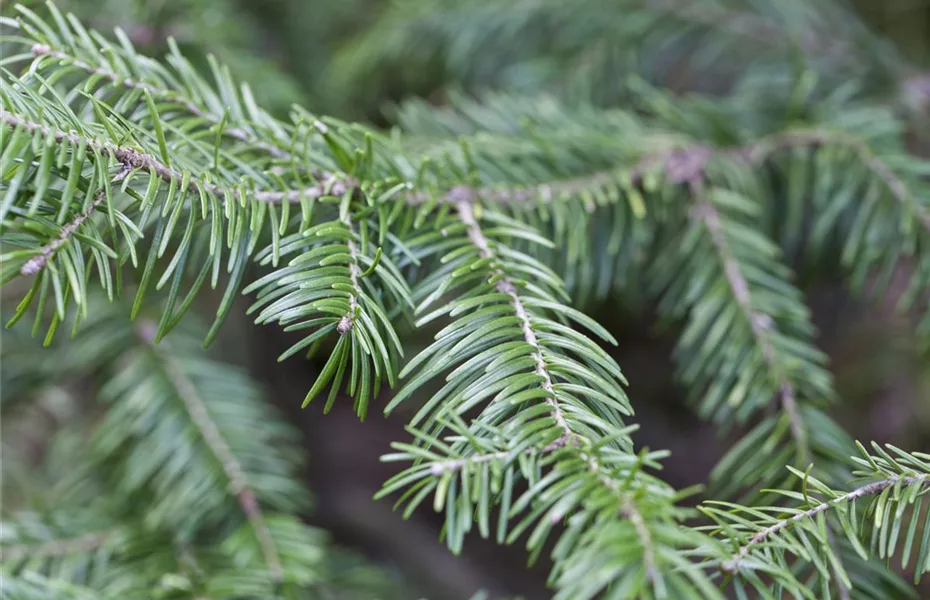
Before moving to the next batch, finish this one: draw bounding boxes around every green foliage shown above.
[327,0,909,119]
[245,202,411,417]
[4,0,305,115]
[2,1,930,599]
[702,443,930,599]
[0,299,404,598]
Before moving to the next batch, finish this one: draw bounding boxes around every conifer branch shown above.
[137,322,283,582]
[8,103,915,233]
[620,495,657,583]
[579,451,660,583]
[690,180,808,460]
[421,147,710,207]
[29,43,292,160]
[455,192,573,444]
[460,129,925,234]
[746,130,930,231]
[0,110,339,206]
[19,189,108,276]
[5,6,930,597]
[722,473,930,573]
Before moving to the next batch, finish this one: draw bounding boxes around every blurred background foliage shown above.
[11,0,927,120]
[2,0,930,598]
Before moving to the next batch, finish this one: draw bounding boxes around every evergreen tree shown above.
[1,1,929,598]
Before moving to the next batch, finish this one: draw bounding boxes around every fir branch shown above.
[9,101,912,230]
[457,129,925,233]
[576,450,661,584]
[245,204,407,415]
[0,111,338,206]
[746,130,930,231]
[28,43,291,160]
[691,178,853,597]
[19,188,108,276]
[721,473,930,573]
[4,7,929,597]
[409,146,710,207]
[688,178,859,598]
[690,180,808,460]
[136,322,283,582]
[455,192,573,445]
[386,188,675,595]
[449,148,694,207]
[620,495,657,583]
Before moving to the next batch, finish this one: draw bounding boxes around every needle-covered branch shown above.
[0,304,331,597]
[701,443,930,598]
[3,4,930,599]
[378,195,732,598]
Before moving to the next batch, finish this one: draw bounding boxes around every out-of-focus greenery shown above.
[11,0,928,121]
